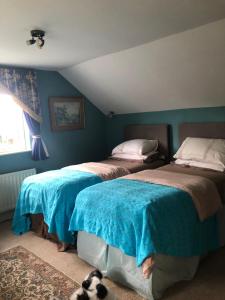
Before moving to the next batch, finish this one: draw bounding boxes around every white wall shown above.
[60,19,225,114]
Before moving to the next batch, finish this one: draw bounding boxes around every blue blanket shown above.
[69,179,219,266]
[12,169,102,244]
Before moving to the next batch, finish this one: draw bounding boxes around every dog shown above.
[70,269,116,300]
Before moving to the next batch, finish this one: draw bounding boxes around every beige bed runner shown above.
[64,162,130,180]
[122,169,222,221]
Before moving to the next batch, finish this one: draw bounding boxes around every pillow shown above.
[175,158,225,172]
[112,139,158,156]
[110,151,159,162]
[174,137,225,168]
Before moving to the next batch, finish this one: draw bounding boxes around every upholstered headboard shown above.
[124,124,169,159]
[179,122,225,145]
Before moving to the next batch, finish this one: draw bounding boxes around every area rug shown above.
[0,246,79,299]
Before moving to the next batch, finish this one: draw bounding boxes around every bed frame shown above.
[179,122,225,143]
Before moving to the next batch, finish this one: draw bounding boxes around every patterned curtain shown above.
[0,67,41,122]
[0,67,49,160]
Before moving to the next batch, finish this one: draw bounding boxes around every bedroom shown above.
[0,0,225,299]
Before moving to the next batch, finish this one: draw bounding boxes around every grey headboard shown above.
[124,124,169,159]
[179,122,225,145]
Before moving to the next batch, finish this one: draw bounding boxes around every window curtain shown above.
[0,67,49,160]
[24,112,49,160]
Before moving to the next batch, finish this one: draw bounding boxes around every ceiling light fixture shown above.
[26,29,45,49]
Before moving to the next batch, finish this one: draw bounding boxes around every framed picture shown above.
[49,97,85,131]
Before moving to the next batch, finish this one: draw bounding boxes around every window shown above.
[0,93,31,155]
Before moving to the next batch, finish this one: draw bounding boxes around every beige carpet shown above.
[163,248,225,300]
[0,221,142,300]
[1,221,225,299]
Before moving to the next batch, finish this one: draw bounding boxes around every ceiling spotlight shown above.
[36,37,45,49]
[26,29,45,49]
[26,38,35,46]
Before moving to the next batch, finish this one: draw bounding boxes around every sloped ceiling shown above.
[60,19,225,114]
[1,0,225,69]
[1,0,225,113]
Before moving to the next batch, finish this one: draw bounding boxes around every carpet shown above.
[0,246,79,300]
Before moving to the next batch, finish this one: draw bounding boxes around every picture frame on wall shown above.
[49,97,85,131]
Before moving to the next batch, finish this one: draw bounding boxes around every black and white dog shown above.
[70,269,116,300]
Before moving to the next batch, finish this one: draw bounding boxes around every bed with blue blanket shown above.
[12,159,164,248]
[12,123,169,249]
[69,163,225,299]
[12,168,102,245]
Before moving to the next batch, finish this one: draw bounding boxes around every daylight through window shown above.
[0,94,31,155]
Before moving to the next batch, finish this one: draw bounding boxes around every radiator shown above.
[0,168,36,213]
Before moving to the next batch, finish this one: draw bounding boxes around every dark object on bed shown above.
[101,158,164,173]
[104,123,169,170]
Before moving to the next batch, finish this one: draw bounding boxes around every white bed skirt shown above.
[77,206,225,299]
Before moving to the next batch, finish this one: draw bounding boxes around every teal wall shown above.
[1,65,224,175]
[106,106,225,156]
[0,69,107,174]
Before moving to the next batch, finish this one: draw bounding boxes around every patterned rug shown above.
[0,246,79,300]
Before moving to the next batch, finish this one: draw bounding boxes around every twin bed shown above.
[12,124,169,250]
[12,122,225,299]
[73,122,225,299]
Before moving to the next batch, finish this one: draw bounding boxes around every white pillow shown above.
[174,137,225,168]
[112,139,158,156]
[110,151,158,162]
[175,158,225,172]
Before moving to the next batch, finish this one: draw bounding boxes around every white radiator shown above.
[0,168,36,213]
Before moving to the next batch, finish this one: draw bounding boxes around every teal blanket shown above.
[69,179,219,266]
[12,169,102,244]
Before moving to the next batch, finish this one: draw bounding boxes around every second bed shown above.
[69,122,225,299]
